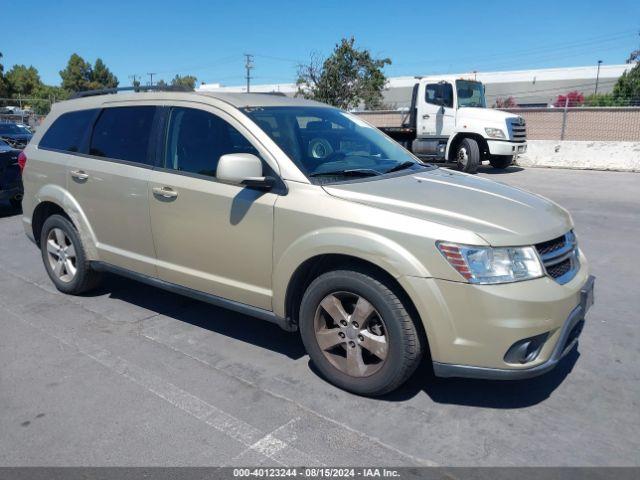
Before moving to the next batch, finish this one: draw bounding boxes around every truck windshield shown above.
[242,106,427,182]
[456,80,486,108]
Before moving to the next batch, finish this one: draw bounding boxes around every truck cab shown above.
[361,77,527,173]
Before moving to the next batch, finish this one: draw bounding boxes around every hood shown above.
[323,168,572,246]
[456,107,517,123]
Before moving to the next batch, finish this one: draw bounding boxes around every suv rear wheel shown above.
[456,138,480,173]
[299,269,423,396]
[40,214,101,295]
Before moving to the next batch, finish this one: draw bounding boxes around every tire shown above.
[455,138,480,173]
[489,155,513,169]
[299,269,424,396]
[40,214,101,295]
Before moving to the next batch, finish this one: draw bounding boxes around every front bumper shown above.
[433,275,594,379]
[487,140,527,156]
[399,251,592,375]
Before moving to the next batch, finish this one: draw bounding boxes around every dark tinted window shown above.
[425,83,453,108]
[90,106,155,163]
[39,109,97,152]
[164,107,258,177]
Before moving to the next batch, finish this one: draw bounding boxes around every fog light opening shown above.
[504,332,549,364]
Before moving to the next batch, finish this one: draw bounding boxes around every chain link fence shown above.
[0,97,51,130]
[502,107,640,141]
[356,106,640,142]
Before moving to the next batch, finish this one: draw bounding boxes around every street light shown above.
[594,60,603,95]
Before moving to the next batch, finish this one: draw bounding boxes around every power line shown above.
[146,72,156,86]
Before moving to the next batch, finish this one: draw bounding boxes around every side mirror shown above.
[216,153,275,190]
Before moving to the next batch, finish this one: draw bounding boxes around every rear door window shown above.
[39,109,99,152]
[89,106,156,164]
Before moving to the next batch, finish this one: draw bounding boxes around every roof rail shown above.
[70,85,192,99]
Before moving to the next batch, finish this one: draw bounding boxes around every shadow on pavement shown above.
[476,165,525,174]
[381,349,578,408]
[91,273,307,360]
[86,273,575,407]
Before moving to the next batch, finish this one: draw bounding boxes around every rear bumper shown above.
[433,275,595,379]
[487,140,527,156]
[0,183,23,201]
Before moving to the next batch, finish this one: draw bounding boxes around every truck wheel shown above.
[456,138,480,173]
[489,155,513,169]
[40,214,102,295]
[299,269,424,396]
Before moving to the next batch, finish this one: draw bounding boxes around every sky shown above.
[2,0,639,88]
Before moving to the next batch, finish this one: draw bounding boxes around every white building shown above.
[197,64,632,108]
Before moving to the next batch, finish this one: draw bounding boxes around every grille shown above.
[535,235,565,256]
[508,118,527,142]
[535,231,579,284]
[546,258,572,278]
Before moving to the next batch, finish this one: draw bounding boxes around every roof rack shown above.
[70,85,192,99]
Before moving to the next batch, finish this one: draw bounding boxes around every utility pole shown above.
[147,72,156,86]
[594,60,603,95]
[244,54,254,93]
[129,74,139,85]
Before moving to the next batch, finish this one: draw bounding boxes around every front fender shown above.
[445,129,487,160]
[272,226,430,317]
[33,184,99,259]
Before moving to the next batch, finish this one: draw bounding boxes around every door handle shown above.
[422,114,430,119]
[70,170,89,180]
[152,186,178,199]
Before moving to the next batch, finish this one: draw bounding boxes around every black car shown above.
[0,122,33,149]
[0,139,23,209]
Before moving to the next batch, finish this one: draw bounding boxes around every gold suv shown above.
[21,90,594,395]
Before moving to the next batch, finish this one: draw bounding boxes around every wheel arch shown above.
[282,253,428,347]
[31,184,98,259]
[446,132,490,162]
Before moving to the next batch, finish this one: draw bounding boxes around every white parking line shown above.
[2,304,318,466]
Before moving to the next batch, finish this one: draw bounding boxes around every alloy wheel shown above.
[457,146,469,167]
[46,228,77,283]
[313,291,388,377]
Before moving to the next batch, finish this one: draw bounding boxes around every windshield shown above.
[0,123,24,134]
[242,106,427,183]
[456,80,486,108]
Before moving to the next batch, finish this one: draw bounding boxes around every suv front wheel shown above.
[299,269,424,396]
[40,214,102,295]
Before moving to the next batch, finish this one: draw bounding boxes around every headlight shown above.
[485,128,506,139]
[437,242,543,284]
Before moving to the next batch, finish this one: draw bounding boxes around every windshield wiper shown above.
[385,161,415,173]
[309,168,381,178]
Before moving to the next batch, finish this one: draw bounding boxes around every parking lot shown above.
[1,166,639,467]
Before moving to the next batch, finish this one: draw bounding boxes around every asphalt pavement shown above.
[1,166,638,466]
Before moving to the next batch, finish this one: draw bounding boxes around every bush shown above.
[554,91,584,107]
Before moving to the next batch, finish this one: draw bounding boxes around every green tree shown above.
[0,52,8,97]
[30,85,70,114]
[583,93,621,106]
[89,58,118,89]
[60,53,93,92]
[612,63,640,105]
[296,37,391,110]
[5,64,43,96]
[171,74,197,90]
